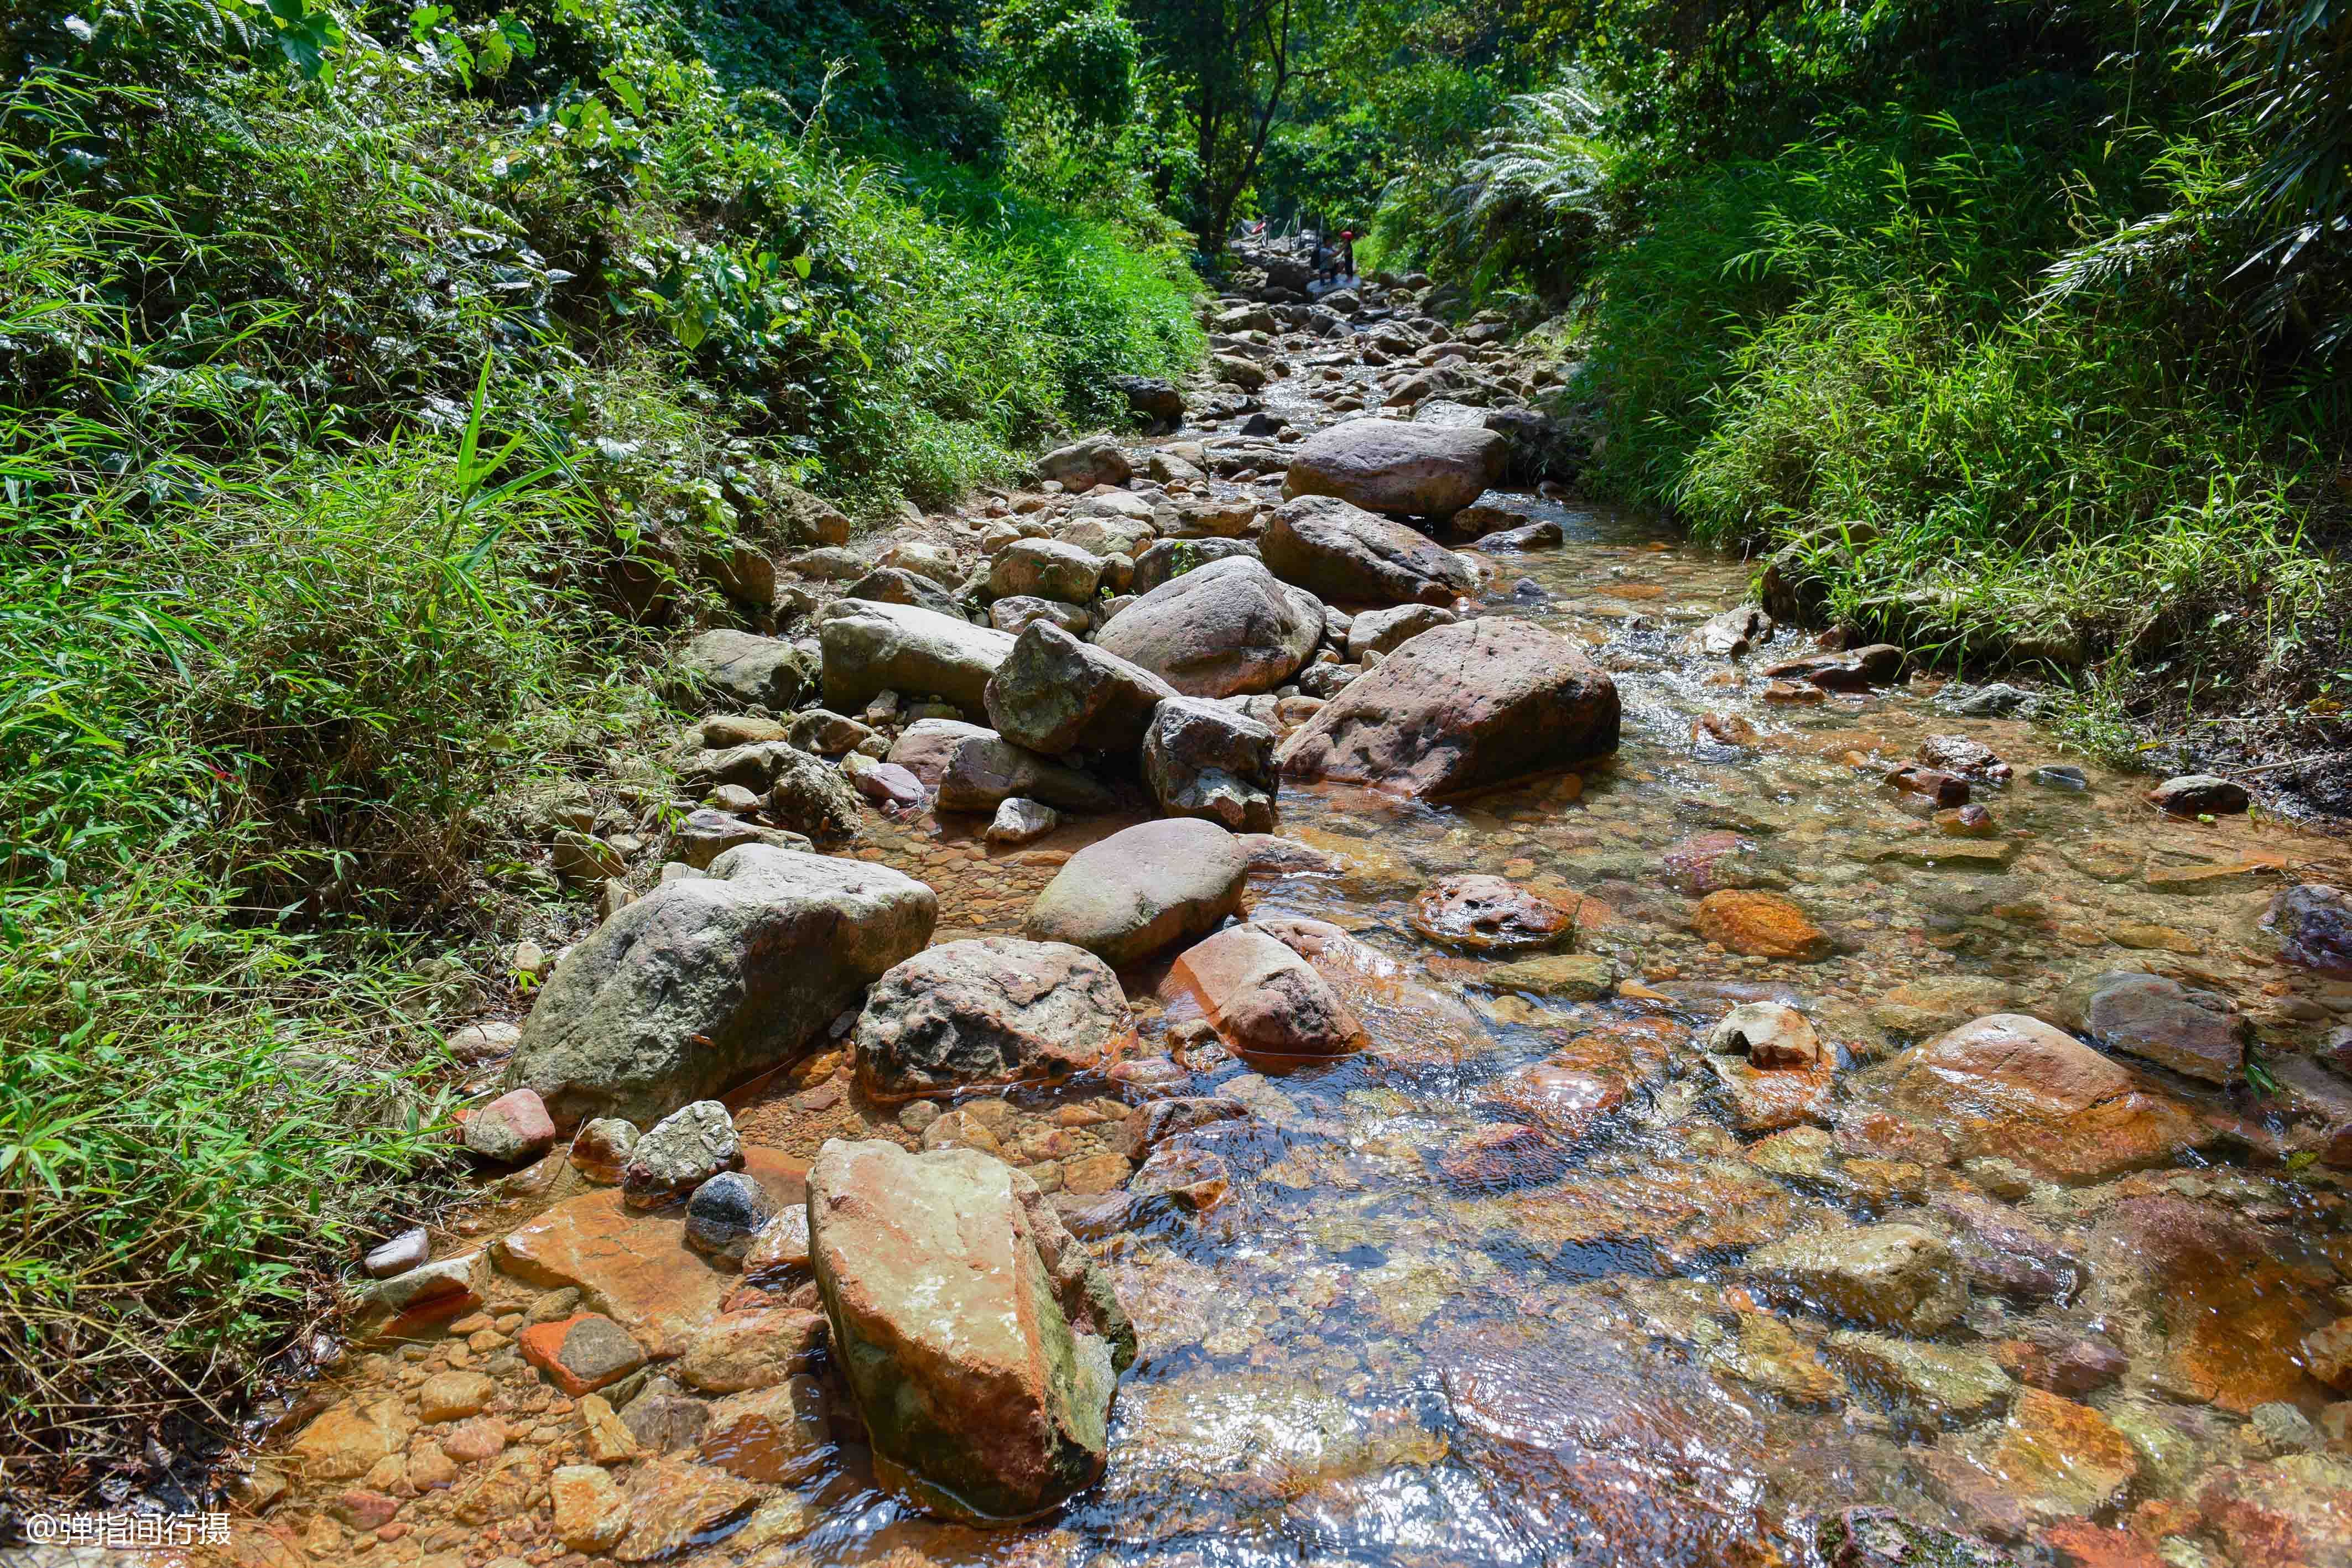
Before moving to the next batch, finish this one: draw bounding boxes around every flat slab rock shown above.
[493,1147,806,1357]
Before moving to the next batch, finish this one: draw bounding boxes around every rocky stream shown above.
[142,265,2352,1568]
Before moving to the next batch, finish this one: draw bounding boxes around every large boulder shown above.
[854,938,1133,1101]
[1023,818,1248,966]
[1851,1014,2207,1185]
[674,631,814,711]
[1035,435,1132,491]
[809,1141,1135,1523]
[983,622,1176,758]
[843,566,965,621]
[1112,376,1184,430]
[1131,537,1258,595]
[934,731,1115,816]
[885,718,993,791]
[506,847,936,1127]
[1282,419,1507,517]
[1277,617,1620,796]
[1261,494,1475,607]
[819,600,1015,717]
[988,539,1108,605]
[1142,696,1278,832]
[1094,557,1322,699]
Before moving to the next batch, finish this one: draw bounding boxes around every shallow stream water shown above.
[200,407,2352,1567]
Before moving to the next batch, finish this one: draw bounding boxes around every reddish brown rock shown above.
[613,1456,759,1562]
[1885,764,1970,808]
[1692,891,1831,960]
[676,1307,828,1393]
[1407,874,1578,953]
[517,1313,647,1397]
[1855,1014,2207,1185]
[1169,924,1368,1064]
[808,1140,1135,1524]
[1476,1064,1626,1138]
[1440,1122,1562,1187]
[1277,618,1620,798]
[2090,1196,2320,1413]
[2189,1453,2352,1567]
[1924,1388,2139,1539]
[1710,1055,1837,1133]
[492,1147,806,1356]
[695,1376,831,1483]
[288,1400,418,1483]
[2039,1520,2163,1568]
[1660,831,1766,894]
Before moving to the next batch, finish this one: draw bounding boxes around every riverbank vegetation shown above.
[1286,0,2349,782]
[0,0,1199,1495]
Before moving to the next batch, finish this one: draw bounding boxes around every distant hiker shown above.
[1338,229,1356,277]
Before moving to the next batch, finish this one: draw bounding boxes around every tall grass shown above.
[1575,108,2346,699]
[0,0,1203,1493]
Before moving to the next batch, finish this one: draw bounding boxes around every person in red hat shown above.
[1337,228,1356,279]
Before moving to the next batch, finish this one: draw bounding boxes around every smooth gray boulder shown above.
[819,600,1015,717]
[983,621,1177,757]
[1346,603,1456,662]
[1035,435,1131,490]
[844,565,965,620]
[1261,494,1475,606]
[1094,556,1322,699]
[506,846,936,1126]
[675,631,814,711]
[1282,419,1507,517]
[1023,818,1247,966]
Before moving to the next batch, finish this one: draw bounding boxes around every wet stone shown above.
[1407,874,1576,953]
[684,1170,777,1262]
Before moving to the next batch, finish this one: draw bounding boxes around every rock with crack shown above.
[1278,617,1619,796]
[1282,418,1507,517]
[1849,1013,2207,1185]
[673,631,814,711]
[982,621,1176,758]
[1142,695,1278,832]
[504,846,935,1127]
[1169,924,1368,1062]
[1261,493,1475,606]
[854,937,1134,1101]
[809,1140,1135,1523]
[933,730,1114,816]
[1094,556,1323,699]
[818,599,1015,717]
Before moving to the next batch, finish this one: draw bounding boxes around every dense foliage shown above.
[0,0,1198,1496]
[1251,0,2346,757]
